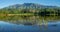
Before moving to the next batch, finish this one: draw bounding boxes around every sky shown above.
[0,0,60,8]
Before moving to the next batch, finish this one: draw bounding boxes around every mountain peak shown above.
[23,3,35,5]
[23,3,38,6]
[2,3,60,9]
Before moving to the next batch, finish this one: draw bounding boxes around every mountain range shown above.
[2,3,60,9]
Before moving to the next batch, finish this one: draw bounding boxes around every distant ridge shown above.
[2,3,59,9]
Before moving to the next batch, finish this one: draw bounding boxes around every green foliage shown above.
[0,4,60,25]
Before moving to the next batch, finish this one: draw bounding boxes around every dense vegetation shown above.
[0,3,60,25]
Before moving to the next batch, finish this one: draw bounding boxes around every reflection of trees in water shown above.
[0,15,60,25]
[0,15,60,21]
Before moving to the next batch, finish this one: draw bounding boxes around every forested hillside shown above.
[0,3,60,24]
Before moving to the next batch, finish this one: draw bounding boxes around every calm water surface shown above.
[0,21,60,32]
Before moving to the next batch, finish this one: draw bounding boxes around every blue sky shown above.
[0,0,60,8]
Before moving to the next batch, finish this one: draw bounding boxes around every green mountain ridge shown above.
[0,3,60,15]
[2,3,60,9]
